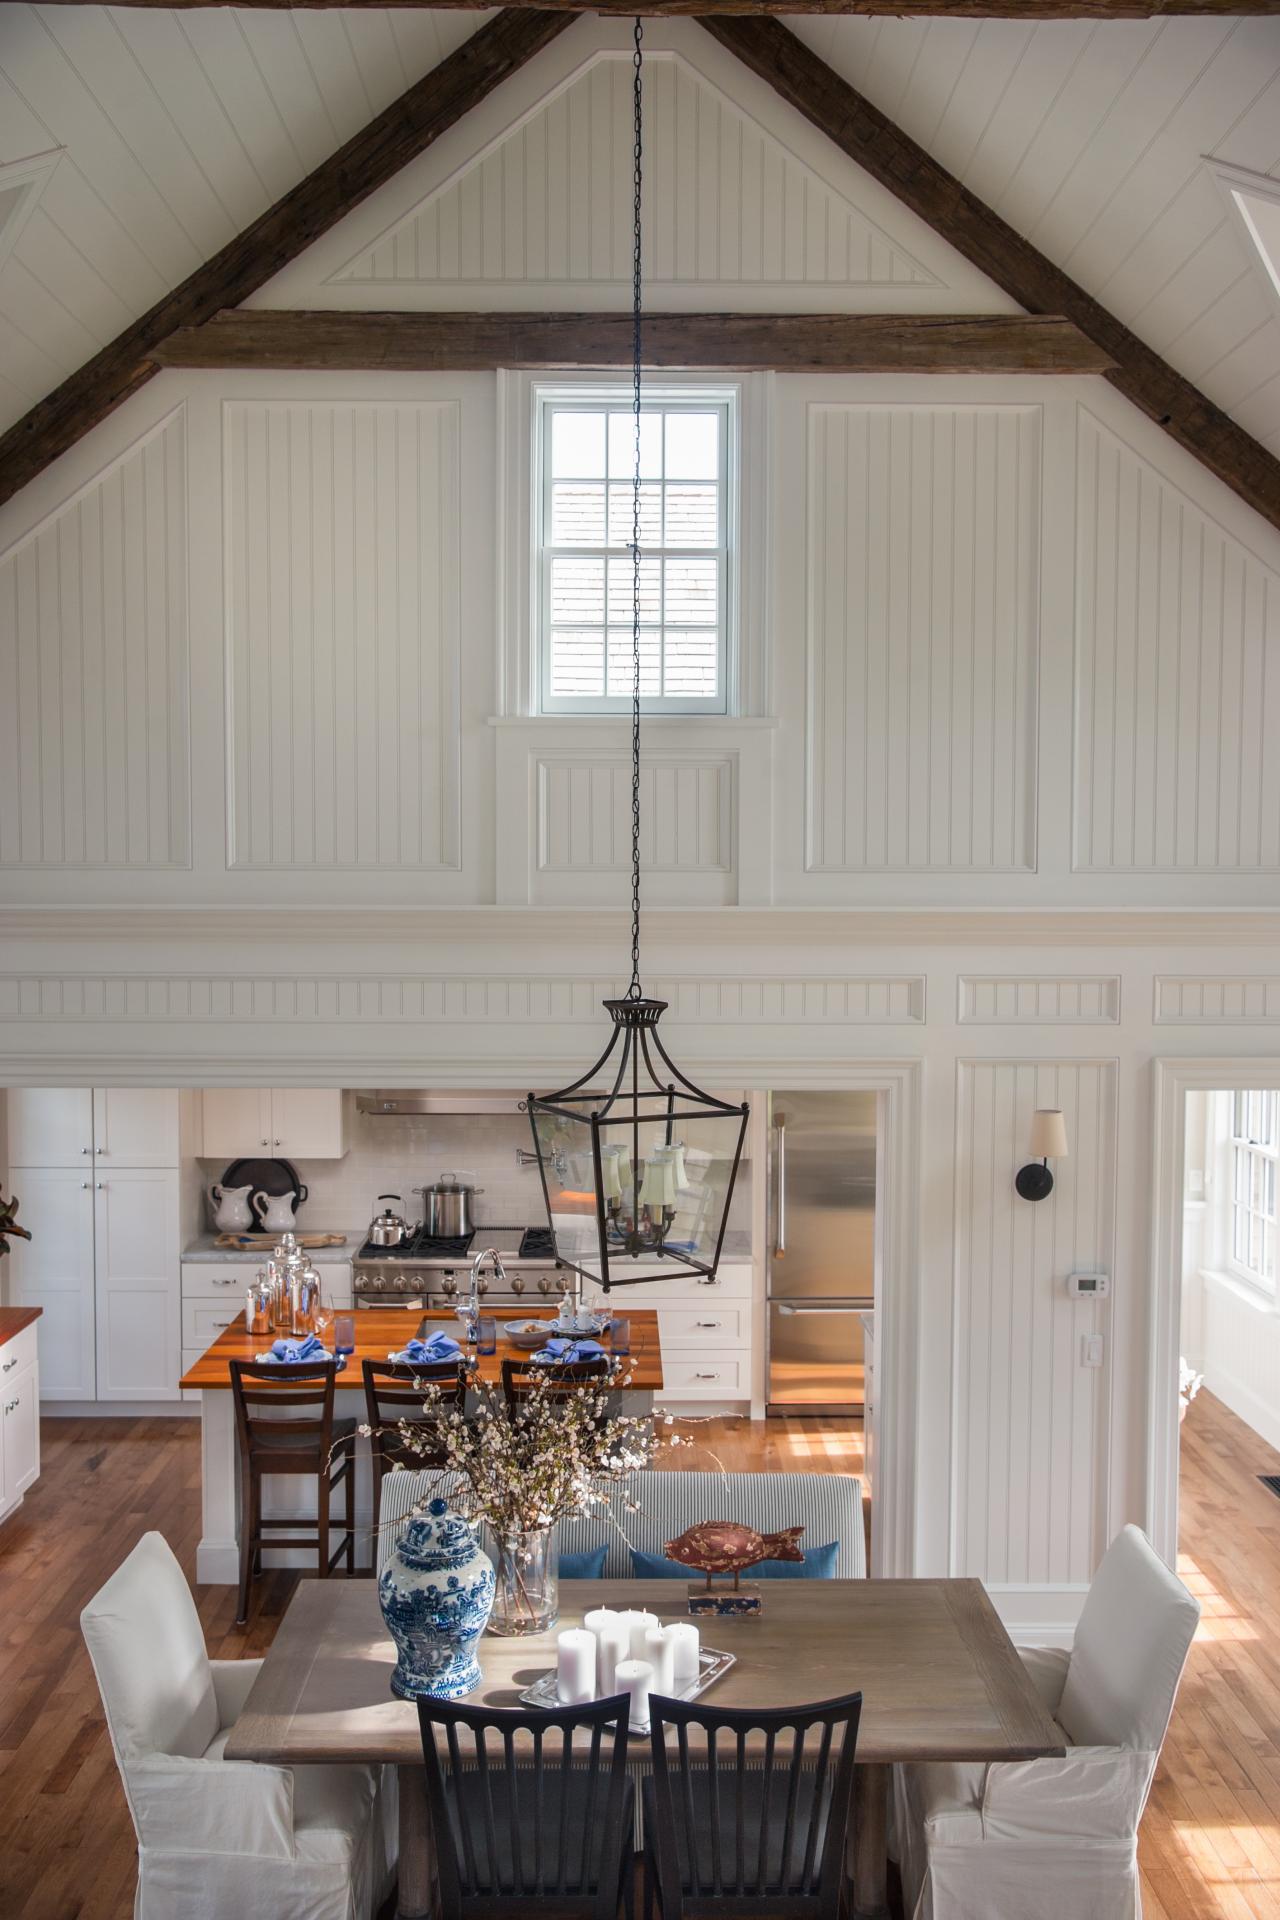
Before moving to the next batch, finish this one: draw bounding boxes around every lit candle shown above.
[666,1620,700,1684]
[585,1608,631,1697]
[642,1625,676,1695]
[622,1609,660,1660]
[556,1629,597,1707]
[613,1658,654,1732]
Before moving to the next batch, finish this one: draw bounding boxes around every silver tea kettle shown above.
[369,1196,410,1247]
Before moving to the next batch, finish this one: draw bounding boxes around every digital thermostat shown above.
[1067,1272,1110,1298]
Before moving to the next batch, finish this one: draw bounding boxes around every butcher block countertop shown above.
[179,1307,664,1391]
[0,1306,41,1348]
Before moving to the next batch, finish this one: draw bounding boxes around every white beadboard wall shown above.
[805,402,1040,873]
[0,407,189,870]
[536,757,733,874]
[952,1059,1117,1589]
[223,397,461,871]
[1074,409,1280,873]
[335,51,936,292]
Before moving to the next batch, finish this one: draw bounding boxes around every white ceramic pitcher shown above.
[210,1182,254,1232]
[253,1189,300,1233]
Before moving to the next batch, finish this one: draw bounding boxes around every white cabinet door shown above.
[6,1089,94,1168]
[3,1367,40,1501]
[5,1172,96,1398]
[93,1088,180,1167]
[94,1170,181,1402]
[268,1089,347,1159]
[201,1089,272,1161]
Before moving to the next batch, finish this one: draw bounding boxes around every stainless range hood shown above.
[356,1090,528,1117]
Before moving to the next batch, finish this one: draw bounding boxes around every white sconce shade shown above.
[1029,1109,1069,1159]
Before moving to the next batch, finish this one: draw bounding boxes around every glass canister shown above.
[246,1270,273,1336]
[292,1264,323,1336]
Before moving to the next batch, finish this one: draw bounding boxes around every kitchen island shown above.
[180,1308,664,1584]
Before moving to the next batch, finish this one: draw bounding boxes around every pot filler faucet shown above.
[460,1246,507,1339]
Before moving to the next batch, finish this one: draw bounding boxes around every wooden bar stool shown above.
[230,1357,356,1625]
[361,1357,467,1544]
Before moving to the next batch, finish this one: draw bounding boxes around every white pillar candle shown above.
[666,1620,701,1684]
[623,1610,660,1660]
[642,1625,677,1695]
[613,1658,654,1732]
[597,1622,631,1698]
[584,1606,622,1637]
[556,1629,597,1707]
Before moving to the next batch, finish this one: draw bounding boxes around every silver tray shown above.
[517,1646,735,1735]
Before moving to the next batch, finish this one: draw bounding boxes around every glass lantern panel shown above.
[528,1101,601,1275]
[594,1099,745,1284]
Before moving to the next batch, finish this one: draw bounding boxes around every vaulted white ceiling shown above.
[0,5,1278,462]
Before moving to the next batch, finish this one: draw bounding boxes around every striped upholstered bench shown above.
[376,1468,866,1580]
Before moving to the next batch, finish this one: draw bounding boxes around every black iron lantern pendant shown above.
[526,21,749,1292]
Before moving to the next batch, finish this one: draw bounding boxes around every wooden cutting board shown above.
[213,1232,349,1251]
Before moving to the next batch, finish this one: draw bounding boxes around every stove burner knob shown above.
[477,1276,489,1296]
[510,1275,525,1295]
[441,1275,458,1296]
[537,1276,553,1295]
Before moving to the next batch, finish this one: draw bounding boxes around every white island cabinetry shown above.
[582,1261,753,1408]
[0,1314,41,1523]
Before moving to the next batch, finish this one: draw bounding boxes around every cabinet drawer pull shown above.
[4,1397,16,1413]
[693,1371,720,1380]
[696,1278,720,1287]
[211,1278,236,1287]
[695,1320,722,1329]
[2,1356,17,1373]
[213,1319,232,1329]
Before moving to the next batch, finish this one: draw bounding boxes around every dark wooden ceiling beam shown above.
[703,14,1280,532]
[0,9,571,511]
[152,310,1115,375]
[29,1,1280,15]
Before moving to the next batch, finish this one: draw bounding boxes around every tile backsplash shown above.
[199,1106,749,1237]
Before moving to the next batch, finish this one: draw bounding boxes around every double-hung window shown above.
[535,387,734,715]
[1228,1089,1278,1294]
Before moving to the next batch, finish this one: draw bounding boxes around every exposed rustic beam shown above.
[703,15,1280,533]
[152,310,1115,375]
[0,10,571,511]
[28,1,1280,14]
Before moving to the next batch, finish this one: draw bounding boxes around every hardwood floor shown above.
[0,1393,1269,1918]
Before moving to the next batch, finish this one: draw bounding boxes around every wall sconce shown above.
[1016,1109,1069,1202]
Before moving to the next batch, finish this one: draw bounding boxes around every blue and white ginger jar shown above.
[379,1498,496,1701]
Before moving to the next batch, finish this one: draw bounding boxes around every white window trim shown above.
[1206,1088,1278,1304]
[495,367,772,721]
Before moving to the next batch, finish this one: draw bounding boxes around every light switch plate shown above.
[1081,1333,1105,1369]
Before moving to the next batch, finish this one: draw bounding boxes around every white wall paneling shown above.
[804,401,1041,874]
[536,753,734,898]
[952,1058,1118,1589]
[223,397,461,871]
[1074,407,1280,873]
[958,976,1121,1025]
[0,406,189,870]
[1153,976,1280,1023]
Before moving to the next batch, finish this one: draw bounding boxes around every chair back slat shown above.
[362,1358,466,1470]
[230,1359,337,1458]
[417,1691,632,1915]
[647,1689,862,1917]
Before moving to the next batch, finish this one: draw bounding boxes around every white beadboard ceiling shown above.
[0,7,1278,460]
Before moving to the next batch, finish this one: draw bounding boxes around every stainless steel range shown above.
[352,1225,567,1311]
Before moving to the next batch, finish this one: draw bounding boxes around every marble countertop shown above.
[182,1231,362,1266]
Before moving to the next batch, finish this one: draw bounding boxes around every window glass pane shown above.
[664,484,719,548]
[665,555,718,625]
[665,411,719,479]
[1253,1153,1267,1212]
[1235,1208,1247,1262]
[606,629,660,696]
[551,483,606,546]
[1233,1090,1245,1136]
[607,411,661,480]
[550,555,605,626]
[662,629,720,698]
[607,483,662,547]
[606,553,661,625]
[1250,1090,1264,1140]
[1236,1148,1249,1203]
[552,411,606,478]
[550,630,604,697]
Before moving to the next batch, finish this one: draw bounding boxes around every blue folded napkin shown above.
[389,1333,462,1365]
[532,1337,606,1365]
[265,1335,331,1364]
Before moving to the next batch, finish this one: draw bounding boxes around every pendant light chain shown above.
[627,13,644,1002]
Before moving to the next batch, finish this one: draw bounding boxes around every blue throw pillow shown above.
[630,1542,839,1581]
[560,1543,608,1580]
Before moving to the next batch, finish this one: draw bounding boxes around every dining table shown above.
[226,1574,1065,1920]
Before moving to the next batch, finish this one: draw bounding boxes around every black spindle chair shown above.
[361,1357,467,1539]
[643,1690,862,1920]
[416,1692,636,1919]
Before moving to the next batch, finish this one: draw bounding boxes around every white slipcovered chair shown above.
[80,1531,397,1920]
[894,1524,1200,1920]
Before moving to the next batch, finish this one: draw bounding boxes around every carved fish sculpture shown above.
[0,1190,32,1260]
[664,1521,806,1589]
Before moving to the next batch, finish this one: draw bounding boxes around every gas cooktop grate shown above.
[518,1227,556,1260]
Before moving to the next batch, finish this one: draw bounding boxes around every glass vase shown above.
[488,1526,558,1636]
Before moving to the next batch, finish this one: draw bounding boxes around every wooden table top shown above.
[178,1308,664,1391]
[0,1306,41,1349]
[225,1577,1065,1769]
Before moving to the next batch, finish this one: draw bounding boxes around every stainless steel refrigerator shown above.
[766,1090,877,1415]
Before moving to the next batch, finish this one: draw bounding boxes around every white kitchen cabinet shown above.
[5,1088,177,1169]
[94,1170,181,1402]
[200,1089,347,1161]
[2,1367,40,1506]
[6,1171,96,1399]
[6,1088,94,1167]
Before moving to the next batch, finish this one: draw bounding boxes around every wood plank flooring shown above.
[0,1394,1268,1918]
